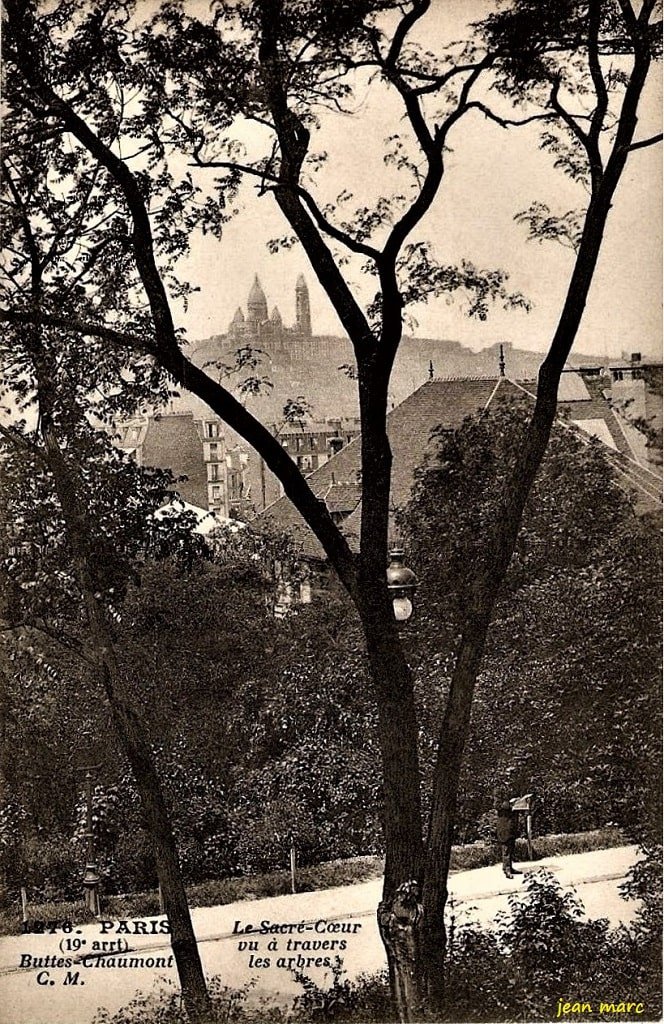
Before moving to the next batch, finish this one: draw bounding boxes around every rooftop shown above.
[256,374,661,557]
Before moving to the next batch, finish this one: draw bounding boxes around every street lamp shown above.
[80,765,101,916]
[386,548,417,622]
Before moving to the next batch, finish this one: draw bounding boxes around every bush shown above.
[0,827,81,902]
[93,978,285,1024]
[448,826,625,873]
[443,865,661,1022]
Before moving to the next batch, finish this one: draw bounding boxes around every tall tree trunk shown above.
[361,593,426,1023]
[418,159,641,1007]
[41,424,210,1021]
[356,363,427,1020]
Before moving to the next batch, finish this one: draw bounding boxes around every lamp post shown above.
[386,548,418,622]
[80,765,101,916]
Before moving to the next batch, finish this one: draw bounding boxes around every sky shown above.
[165,1,662,359]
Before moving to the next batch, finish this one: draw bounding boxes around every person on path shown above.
[496,795,520,879]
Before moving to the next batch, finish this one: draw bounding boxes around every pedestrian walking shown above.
[495,794,520,879]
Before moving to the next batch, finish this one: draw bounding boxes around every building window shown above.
[205,421,220,438]
[297,455,313,471]
[308,435,317,450]
[207,442,220,459]
[228,471,243,501]
[210,484,222,500]
[208,463,222,482]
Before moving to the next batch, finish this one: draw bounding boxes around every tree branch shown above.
[385,0,431,69]
[409,61,492,97]
[0,420,48,465]
[465,101,557,129]
[255,0,376,361]
[0,308,361,597]
[190,155,381,261]
[629,132,663,151]
[548,77,602,191]
[5,6,362,597]
[549,78,591,149]
[587,0,609,151]
[1,160,42,291]
[0,307,157,354]
[1,621,98,669]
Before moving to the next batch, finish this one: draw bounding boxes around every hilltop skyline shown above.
[188,271,652,365]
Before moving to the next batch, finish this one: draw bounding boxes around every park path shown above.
[0,846,641,1024]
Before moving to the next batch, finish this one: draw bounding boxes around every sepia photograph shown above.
[0,1,662,1022]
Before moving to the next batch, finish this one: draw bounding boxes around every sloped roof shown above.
[510,377,631,456]
[257,377,520,555]
[155,499,220,536]
[557,372,592,402]
[512,378,661,509]
[155,499,247,536]
[256,374,661,557]
[321,481,362,515]
[118,412,210,509]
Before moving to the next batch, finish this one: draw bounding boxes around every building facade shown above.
[251,417,361,511]
[192,274,355,379]
[116,411,250,518]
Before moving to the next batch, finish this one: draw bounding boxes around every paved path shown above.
[0,846,641,1024]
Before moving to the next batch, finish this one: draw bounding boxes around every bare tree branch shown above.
[587,0,609,153]
[409,61,492,97]
[0,306,360,596]
[465,101,557,129]
[629,132,663,150]
[385,0,431,69]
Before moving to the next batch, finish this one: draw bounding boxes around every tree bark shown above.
[360,590,426,1021]
[418,26,653,993]
[39,414,210,1022]
[354,359,428,1019]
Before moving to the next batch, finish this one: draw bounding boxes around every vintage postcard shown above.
[1,2,661,1023]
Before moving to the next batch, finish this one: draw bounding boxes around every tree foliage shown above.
[402,401,661,838]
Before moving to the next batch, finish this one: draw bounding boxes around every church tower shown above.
[228,305,246,342]
[247,274,268,323]
[295,274,311,337]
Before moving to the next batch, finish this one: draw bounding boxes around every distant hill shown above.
[180,331,605,424]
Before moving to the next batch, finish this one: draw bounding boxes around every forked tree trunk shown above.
[414,30,654,993]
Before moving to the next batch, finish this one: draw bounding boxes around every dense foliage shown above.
[2,403,659,903]
[402,401,662,841]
